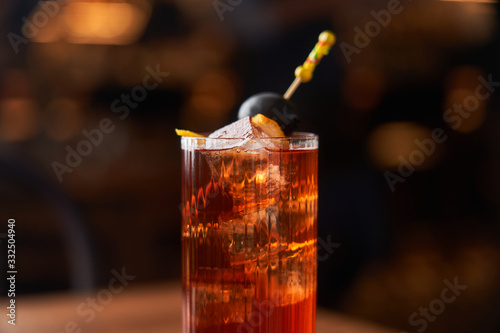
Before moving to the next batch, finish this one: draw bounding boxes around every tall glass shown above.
[181,134,318,332]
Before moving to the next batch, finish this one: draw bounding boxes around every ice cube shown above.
[207,116,271,151]
[267,246,317,306]
[209,116,266,139]
[188,282,255,328]
[219,205,287,265]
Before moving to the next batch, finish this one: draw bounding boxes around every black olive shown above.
[237,92,299,135]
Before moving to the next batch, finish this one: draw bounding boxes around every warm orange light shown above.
[30,0,151,45]
[0,99,39,142]
[444,67,487,133]
[368,122,441,170]
[444,89,486,133]
[64,2,138,43]
[440,0,497,2]
[190,71,237,118]
[446,66,483,91]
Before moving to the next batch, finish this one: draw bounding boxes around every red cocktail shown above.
[181,134,318,332]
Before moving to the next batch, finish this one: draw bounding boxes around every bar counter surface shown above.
[0,282,398,333]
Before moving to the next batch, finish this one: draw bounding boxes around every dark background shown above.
[1,0,500,332]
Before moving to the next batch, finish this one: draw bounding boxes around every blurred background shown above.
[0,0,500,332]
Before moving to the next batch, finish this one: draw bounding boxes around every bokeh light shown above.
[0,98,39,142]
[368,122,442,170]
[30,0,151,45]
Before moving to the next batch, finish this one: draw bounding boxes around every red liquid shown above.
[182,145,318,333]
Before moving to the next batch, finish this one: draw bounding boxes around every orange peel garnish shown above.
[175,129,204,137]
[251,114,285,137]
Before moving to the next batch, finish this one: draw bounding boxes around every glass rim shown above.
[181,132,318,150]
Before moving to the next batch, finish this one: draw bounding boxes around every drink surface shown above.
[182,139,318,333]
